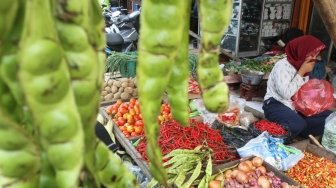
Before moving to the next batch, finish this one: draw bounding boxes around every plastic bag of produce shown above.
[322,112,336,154]
[292,79,334,117]
[237,132,304,171]
[240,111,258,128]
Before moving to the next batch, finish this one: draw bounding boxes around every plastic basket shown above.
[119,51,137,78]
[120,60,136,78]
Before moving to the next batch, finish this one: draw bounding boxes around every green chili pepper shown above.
[197,0,232,113]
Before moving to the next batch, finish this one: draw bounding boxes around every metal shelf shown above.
[263,19,291,22]
[264,1,292,5]
[231,18,239,21]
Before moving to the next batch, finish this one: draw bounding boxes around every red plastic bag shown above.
[293,79,335,117]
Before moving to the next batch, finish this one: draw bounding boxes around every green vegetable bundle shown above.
[137,0,232,185]
[148,146,213,188]
[0,0,137,187]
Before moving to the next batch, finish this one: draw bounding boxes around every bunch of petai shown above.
[0,0,137,187]
[137,0,232,185]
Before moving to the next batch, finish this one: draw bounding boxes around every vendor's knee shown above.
[283,118,307,137]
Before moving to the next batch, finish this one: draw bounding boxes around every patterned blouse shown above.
[264,58,308,110]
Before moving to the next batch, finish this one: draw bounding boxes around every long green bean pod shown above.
[0,0,27,126]
[53,0,103,186]
[18,0,84,187]
[94,142,138,188]
[0,0,19,42]
[198,0,232,112]
[0,111,40,188]
[137,0,188,185]
[166,0,192,126]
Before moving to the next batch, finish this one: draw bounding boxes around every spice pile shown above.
[253,120,288,136]
[136,119,238,162]
[287,152,336,187]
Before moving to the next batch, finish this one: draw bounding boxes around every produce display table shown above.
[99,107,152,180]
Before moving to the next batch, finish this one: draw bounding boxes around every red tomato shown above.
[119,126,126,131]
[134,105,140,115]
[105,105,113,115]
[129,109,136,116]
[116,112,122,118]
[158,115,164,122]
[133,114,141,121]
[126,126,134,133]
[131,132,137,137]
[116,99,123,105]
[119,107,128,115]
[135,120,144,127]
[117,117,126,126]
[134,126,143,134]
[130,98,136,105]
[127,118,135,124]
[123,113,128,120]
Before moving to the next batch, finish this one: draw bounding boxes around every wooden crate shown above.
[213,157,300,187]
[99,107,151,179]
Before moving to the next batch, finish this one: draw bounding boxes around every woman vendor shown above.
[263,35,332,138]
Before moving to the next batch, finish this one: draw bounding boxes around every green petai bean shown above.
[138,0,188,185]
[18,0,84,187]
[167,0,192,126]
[0,111,40,188]
[197,0,232,113]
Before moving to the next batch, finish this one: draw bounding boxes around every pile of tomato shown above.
[106,98,172,138]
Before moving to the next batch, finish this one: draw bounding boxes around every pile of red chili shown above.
[287,152,336,187]
[136,119,238,162]
[254,120,287,136]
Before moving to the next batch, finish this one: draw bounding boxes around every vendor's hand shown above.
[298,56,317,77]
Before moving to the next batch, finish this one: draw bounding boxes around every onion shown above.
[224,169,233,179]
[231,169,240,178]
[252,157,263,167]
[258,176,271,188]
[245,160,254,169]
[236,171,248,184]
[238,161,251,173]
[256,166,267,174]
[215,173,225,181]
[208,180,221,188]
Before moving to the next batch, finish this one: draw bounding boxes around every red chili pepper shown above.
[136,119,238,162]
[254,120,287,136]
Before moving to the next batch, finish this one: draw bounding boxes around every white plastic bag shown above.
[237,132,304,171]
[322,112,336,154]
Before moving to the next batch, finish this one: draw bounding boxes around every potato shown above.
[121,82,128,88]
[119,78,128,82]
[104,93,113,101]
[127,81,135,88]
[104,86,111,92]
[124,87,133,94]
[103,82,108,88]
[114,80,121,87]
[100,96,105,101]
[133,78,137,86]
[113,92,121,99]
[118,87,124,92]
[120,92,130,100]
[107,79,114,86]
[101,91,108,96]
[111,86,118,94]
[132,90,137,97]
